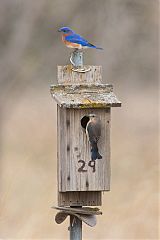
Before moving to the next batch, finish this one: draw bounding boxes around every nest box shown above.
[50,66,121,206]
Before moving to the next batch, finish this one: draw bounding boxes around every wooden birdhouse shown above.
[50,65,121,207]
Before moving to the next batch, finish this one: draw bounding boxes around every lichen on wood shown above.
[50,83,121,109]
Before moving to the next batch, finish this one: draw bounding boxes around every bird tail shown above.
[88,43,103,50]
[95,46,103,50]
[91,142,102,160]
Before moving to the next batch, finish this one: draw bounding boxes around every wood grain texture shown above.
[58,65,102,84]
[57,106,110,192]
[50,84,121,108]
[55,65,115,206]
[58,191,102,206]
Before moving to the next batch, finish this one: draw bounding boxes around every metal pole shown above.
[70,215,82,240]
[70,50,83,68]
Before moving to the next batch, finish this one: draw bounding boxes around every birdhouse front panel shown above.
[57,106,111,192]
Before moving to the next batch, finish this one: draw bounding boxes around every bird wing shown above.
[86,120,101,143]
[65,34,90,46]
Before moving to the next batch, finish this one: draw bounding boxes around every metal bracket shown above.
[70,49,83,67]
[71,67,91,73]
[53,206,102,227]
[70,49,91,73]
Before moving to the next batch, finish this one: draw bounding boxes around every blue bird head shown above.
[58,27,74,34]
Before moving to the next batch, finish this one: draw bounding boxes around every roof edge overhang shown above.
[50,83,121,108]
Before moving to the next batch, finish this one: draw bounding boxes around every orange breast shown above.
[62,34,81,49]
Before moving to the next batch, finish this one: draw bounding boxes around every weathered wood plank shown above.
[58,65,102,84]
[57,106,110,192]
[50,84,121,108]
[58,191,102,206]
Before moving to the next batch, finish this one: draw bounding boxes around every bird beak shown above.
[58,29,61,32]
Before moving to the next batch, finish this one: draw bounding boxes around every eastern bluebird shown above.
[58,27,103,50]
[86,114,102,161]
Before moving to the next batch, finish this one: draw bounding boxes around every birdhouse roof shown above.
[50,84,121,108]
